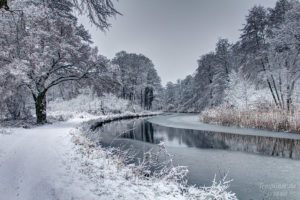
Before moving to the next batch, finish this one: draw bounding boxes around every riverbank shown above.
[99,114,300,200]
[0,113,237,200]
[148,114,300,140]
[200,107,300,134]
[90,111,161,130]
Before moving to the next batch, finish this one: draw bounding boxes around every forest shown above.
[164,0,300,132]
[0,0,299,199]
[0,0,164,124]
[1,0,299,130]
[165,0,299,112]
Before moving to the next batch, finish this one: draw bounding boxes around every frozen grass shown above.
[74,121,237,200]
[200,105,300,133]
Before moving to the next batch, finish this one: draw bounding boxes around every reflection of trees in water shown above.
[157,126,228,149]
[123,122,161,144]
[88,119,140,143]
[157,126,300,159]
[92,119,300,160]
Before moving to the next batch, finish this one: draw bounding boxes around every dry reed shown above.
[200,106,300,133]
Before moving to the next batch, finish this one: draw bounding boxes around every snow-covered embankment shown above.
[0,113,237,200]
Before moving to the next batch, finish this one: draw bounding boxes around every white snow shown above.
[0,117,101,200]
[47,93,144,121]
[0,114,237,200]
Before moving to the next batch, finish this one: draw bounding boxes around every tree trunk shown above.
[35,92,47,124]
[0,0,10,11]
[140,89,143,108]
[260,59,280,108]
[267,79,279,107]
[122,87,126,99]
[271,74,282,108]
[286,80,295,113]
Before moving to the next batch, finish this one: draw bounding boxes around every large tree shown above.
[240,3,295,110]
[112,51,162,110]
[210,39,232,106]
[0,1,101,123]
[267,0,300,112]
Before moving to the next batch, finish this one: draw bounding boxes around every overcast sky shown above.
[78,0,277,86]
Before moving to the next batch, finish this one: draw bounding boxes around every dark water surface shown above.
[88,116,300,200]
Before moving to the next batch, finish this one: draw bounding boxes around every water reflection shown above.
[123,122,156,143]
[88,117,300,200]
[92,118,300,160]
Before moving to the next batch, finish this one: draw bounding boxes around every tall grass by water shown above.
[200,106,300,133]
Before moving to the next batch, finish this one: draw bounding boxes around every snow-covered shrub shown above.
[101,93,142,114]
[124,142,189,181]
[166,104,175,112]
[48,93,143,120]
[0,77,33,120]
[224,71,272,110]
[73,123,237,200]
[186,175,235,200]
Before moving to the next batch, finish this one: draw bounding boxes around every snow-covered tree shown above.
[224,70,272,109]
[267,0,300,112]
[239,2,297,110]
[0,1,101,123]
[112,51,162,110]
[210,39,232,106]
[162,0,299,114]
[239,5,281,106]
[268,0,292,30]
[1,0,120,30]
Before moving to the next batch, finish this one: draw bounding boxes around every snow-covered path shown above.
[0,119,99,200]
[0,115,237,200]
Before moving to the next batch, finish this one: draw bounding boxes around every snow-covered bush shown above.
[48,93,143,120]
[73,123,237,200]
[224,71,272,110]
[0,76,33,120]
[166,104,175,112]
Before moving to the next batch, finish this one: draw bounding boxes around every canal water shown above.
[88,116,300,200]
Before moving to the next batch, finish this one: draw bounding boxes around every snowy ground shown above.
[0,114,236,200]
[0,117,102,200]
